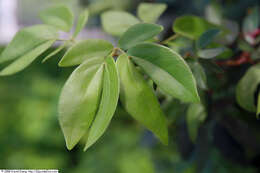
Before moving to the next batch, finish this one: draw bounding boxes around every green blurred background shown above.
[0,0,260,172]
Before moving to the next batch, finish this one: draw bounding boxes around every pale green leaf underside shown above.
[118,23,163,50]
[128,43,199,103]
[186,103,207,142]
[137,3,167,23]
[39,5,74,32]
[236,64,260,112]
[0,25,58,64]
[198,47,225,59]
[0,40,56,76]
[73,9,89,38]
[117,53,168,145]
[59,39,113,67]
[101,11,139,36]
[188,61,207,90]
[242,7,259,34]
[173,15,218,40]
[84,56,120,151]
[59,57,105,150]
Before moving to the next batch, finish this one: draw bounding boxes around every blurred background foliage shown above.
[0,0,260,172]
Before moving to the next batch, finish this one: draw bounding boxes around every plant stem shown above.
[161,34,179,44]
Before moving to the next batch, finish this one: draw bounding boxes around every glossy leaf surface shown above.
[0,40,56,76]
[0,25,58,64]
[118,23,163,50]
[117,53,168,144]
[59,58,104,150]
[59,39,113,67]
[85,56,120,151]
[128,43,199,103]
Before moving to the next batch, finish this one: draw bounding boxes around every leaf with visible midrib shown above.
[59,39,114,67]
[39,5,74,32]
[118,23,163,50]
[0,40,56,76]
[84,56,120,151]
[117,53,168,145]
[128,43,199,103]
[0,25,58,64]
[58,57,104,150]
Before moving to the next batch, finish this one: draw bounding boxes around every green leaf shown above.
[186,103,207,142]
[216,47,234,60]
[242,7,259,34]
[238,39,255,52]
[58,57,104,150]
[205,3,223,25]
[73,9,89,38]
[118,23,163,50]
[39,5,73,32]
[188,61,207,90]
[196,29,220,49]
[42,42,68,63]
[59,39,113,67]
[101,11,139,36]
[167,36,193,54]
[173,15,218,40]
[0,40,56,76]
[84,56,120,151]
[117,53,168,144]
[257,92,260,119]
[137,3,167,23]
[236,64,260,112]
[0,25,58,64]
[198,47,225,59]
[218,19,239,45]
[128,43,200,103]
